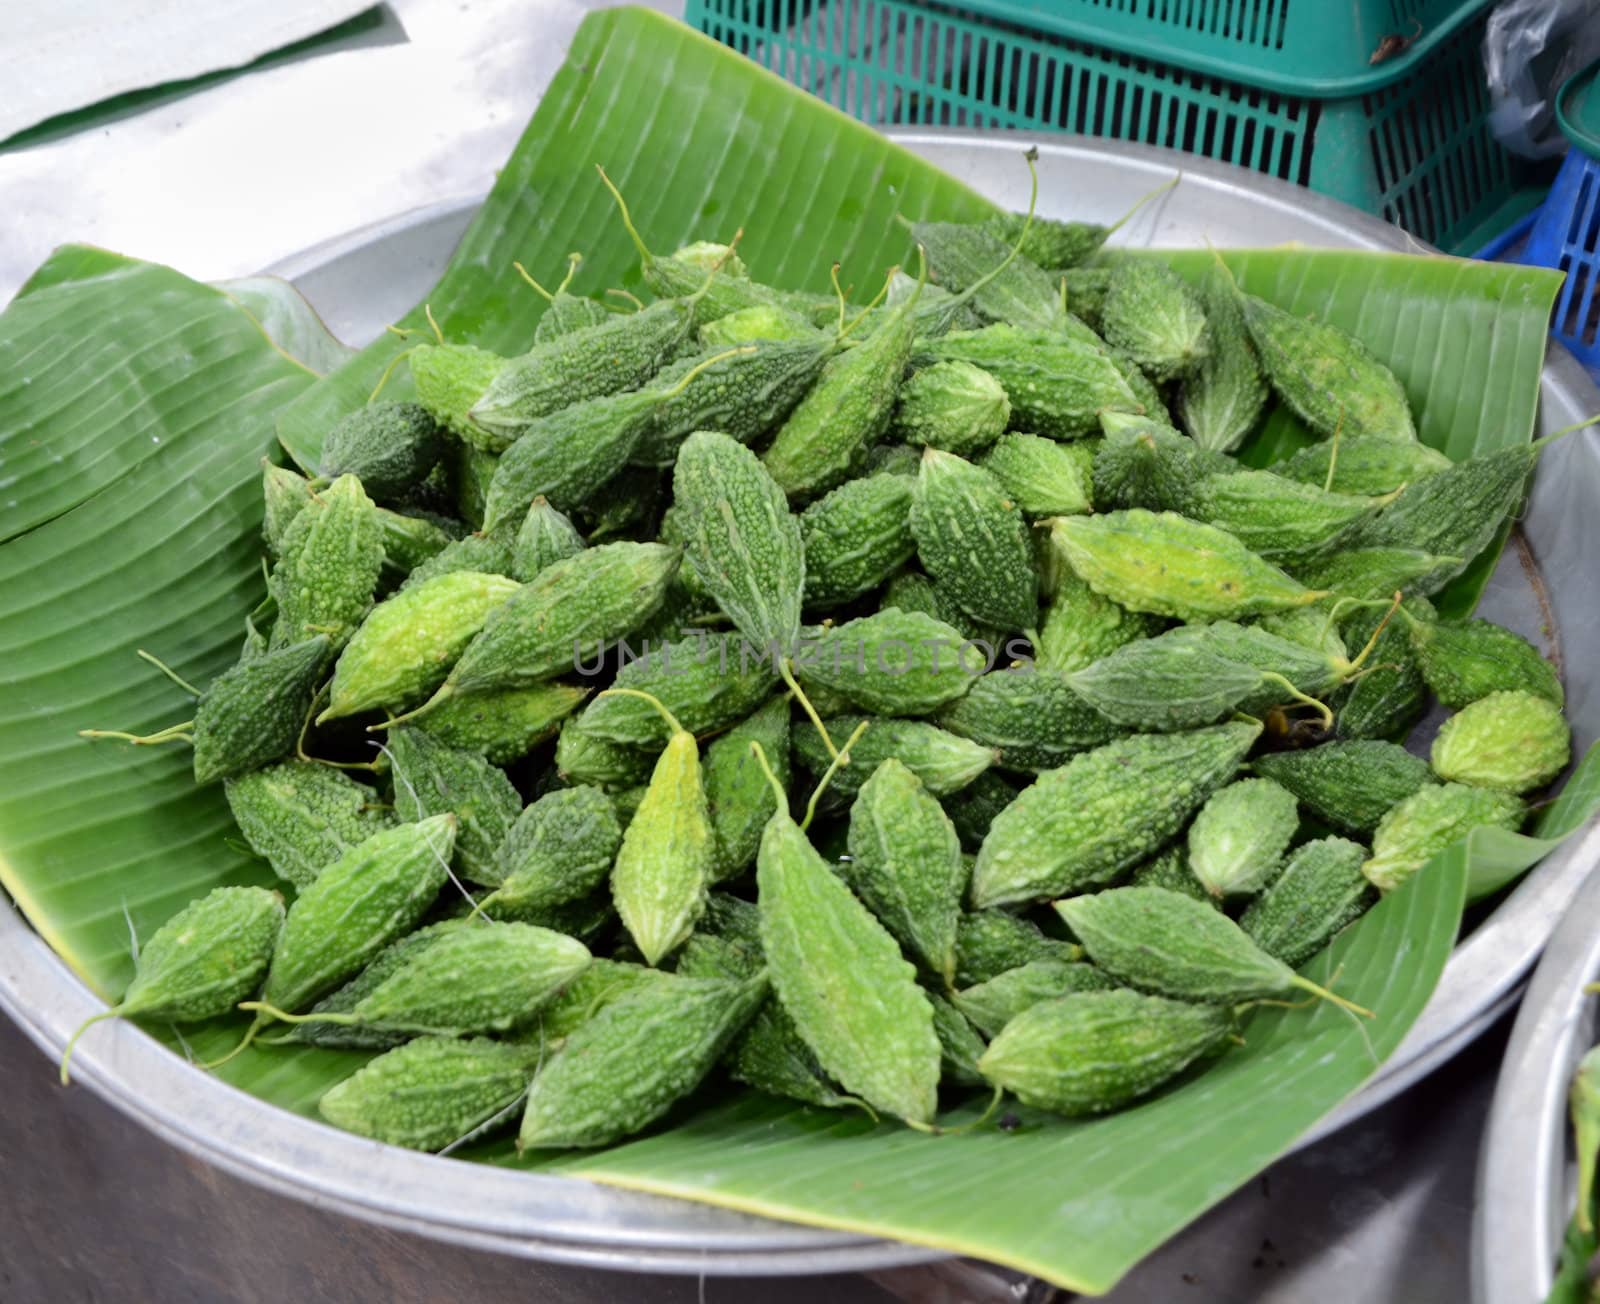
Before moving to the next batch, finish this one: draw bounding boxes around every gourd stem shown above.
[1260,673,1333,731]
[595,166,658,271]
[236,1001,355,1028]
[1289,974,1373,1019]
[78,723,195,746]
[686,232,745,308]
[201,1012,268,1070]
[1322,416,1344,494]
[423,304,445,346]
[1107,171,1181,237]
[656,348,754,401]
[1349,591,1405,671]
[368,344,421,403]
[59,1008,120,1086]
[829,264,848,334]
[838,266,896,341]
[606,288,645,313]
[905,1084,1005,1136]
[512,260,556,302]
[369,686,452,733]
[1534,411,1600,449]
[801,719,870,832]
[556,252,583,296]
[779,658,837,760]
[748,741,787,809]
[137,649,203,698]
[597,687,685,736]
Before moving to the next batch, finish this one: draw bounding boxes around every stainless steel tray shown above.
[4,133,1598,1279]
[1474,843,1600,1304]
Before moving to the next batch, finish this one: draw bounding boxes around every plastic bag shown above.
[1484,0,1600,158]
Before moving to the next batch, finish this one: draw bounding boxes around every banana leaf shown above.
[2,5,1596,1295]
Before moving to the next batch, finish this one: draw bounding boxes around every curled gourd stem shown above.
[512,260,556,302]
[1288,974,1373,1019]
[368,344,421,403]
[595,165,659,271]
[236,1000,354,1028]
[597,687,686,736]
[801,718,870,832]
[1349,591,1405,672]
[138,649,203,698]
[830,263,848,334]
[1260,673,1333,732]
[779,658,837,760]
[79,722,195,747]
[557,252,583,295]
[1106,170,1181,237]
[59,1008,121,1086]
[905,1084,1004,1137]
[1534,411,1600,449]
[606,288,645,312]
[749,740,787,808]
[423,304,445,346]
[202,1011,269,1070]
[657,347,755,400]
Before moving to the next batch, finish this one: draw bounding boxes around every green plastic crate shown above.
[686,0,1535,254]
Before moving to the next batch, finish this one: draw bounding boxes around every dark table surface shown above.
[4,1009,1502,1303]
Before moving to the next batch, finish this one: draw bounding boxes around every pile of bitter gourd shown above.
[70,162,1573,1151]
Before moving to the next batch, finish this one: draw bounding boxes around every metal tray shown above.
[4,133,1599,1279]
[1474,845,1600,1304]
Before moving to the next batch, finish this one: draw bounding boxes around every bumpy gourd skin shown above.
[845,758,967,985]
[1101,260,1210,384]
[953,910,1079,988]
[1050,510,1324,622]
[260,814,456,1013]
[611,724,714,967]
[1187,778,1300,899]
[761,288,916,501]
[118,886,283,1022]
[758,802,941,1126]
[1252,740,1433,835]
[979,989,1232,1115]
[912,219,1065,332]
[1430,690,1570,794]
[634,337,836,468]
[191,635,329,785]
[517,973,766,1149]
[911,448,1038,633]
[1034,568,1164,674]
[268,473,384,655]
[702,697,790,881]
[1181,469,1383,565]
[936,668,1117,772]
[225,760,395,890]
[511,498,586,581]
[321,571,520,722]
[797,609,979,717]
[981,433,1090,518]
[483,785,621,919]
[319,402,445,501]
[673,431,804,656]
[414,682,588,765]
[387,728,521,886]
[1057,886,1304,1002]
[1362,782,1525,892]
[972,720,1260,907]
[792,714,996,800]
[468,297,694,448]
[1238,292,1416,442]
[1178,262,1267,453]
[1411,619,1563,710]
[799,473,914,608]
[894,361,1011,457]
[440,542,681,698]
[1275,434,1450,496]
[569,631,777,748]
[1291,547,1456,601]
[320,1037,539,1151]
[914,324,1143,438]
[1241,838,1374,969]
[954,959,1116,1038]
